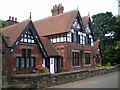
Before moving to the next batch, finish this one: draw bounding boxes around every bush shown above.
[96,64,101,68]
[32,65,49,73]
[107,62,111,68]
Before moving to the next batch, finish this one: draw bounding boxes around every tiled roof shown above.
[82,16,89,28]
[40,37,60,56]
[1,20,30,46]
[34,10,78,36]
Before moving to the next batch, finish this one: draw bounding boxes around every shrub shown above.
[107,62,111,68]
[96,64,101,68]
[32,65,49,73]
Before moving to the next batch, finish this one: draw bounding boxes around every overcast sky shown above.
[0,0,118,22]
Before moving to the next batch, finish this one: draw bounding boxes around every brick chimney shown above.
[12,17,14,21]
[9,16,11,20]
[51,5,58,16]
[51,4,64,16]
[15,18,17,22]
[6,16,18,26]
[58,4,64,14]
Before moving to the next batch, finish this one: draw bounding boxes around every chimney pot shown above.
[58,4,61,6]
[58,3,64,14]
[9,16,11,20]
[15,18,17,22]
[55,5,57,8]
[12,17,14,21]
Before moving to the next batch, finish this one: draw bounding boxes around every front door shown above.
[50,58,57,73]
[50,58,54,73]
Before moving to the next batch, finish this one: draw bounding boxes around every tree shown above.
[92,12,120,65]
[92,12,116,40]
[0,20,7,29]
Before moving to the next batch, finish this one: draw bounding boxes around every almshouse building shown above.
[1,4,102,74]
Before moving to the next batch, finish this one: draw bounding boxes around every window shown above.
[31,57,35,67]
[26,58,30,67]
[91,38,93,46]
[85,53,90,65]
[61,35,64,42]
[15,49,35,68]
[86,35,89,45]
[72,52,80,66]
[71,30,79,43]
[63,34,67,42]
[83,36,85,45]
[57,36,60,42]
[21,58,25,68]
[16,57,20,68]
[80,35,83,44]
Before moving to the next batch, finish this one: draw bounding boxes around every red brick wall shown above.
[55,43,101,71]
[9,43,43,74]
[2,38,11,76]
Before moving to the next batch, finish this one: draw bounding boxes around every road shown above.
[48,71,119,88]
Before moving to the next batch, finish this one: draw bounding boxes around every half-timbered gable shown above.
[82,16,94,46]
[69,11,85,45]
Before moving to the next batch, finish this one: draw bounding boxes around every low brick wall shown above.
[4,65,120,89]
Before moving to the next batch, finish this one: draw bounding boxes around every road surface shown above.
[48,71,119,88]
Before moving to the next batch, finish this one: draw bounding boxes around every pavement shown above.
[47,71,119,88]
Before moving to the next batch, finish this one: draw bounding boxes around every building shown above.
[1,4,102,74]
[34,4,102,71]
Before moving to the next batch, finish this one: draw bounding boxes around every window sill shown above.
[85,64,91,66]
[14,67,35,71]
[73,66,80,67]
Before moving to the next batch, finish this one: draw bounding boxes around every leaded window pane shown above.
[16,57,20,68]
[21,58,25,68]
[31,57,35,67]
[26,58,30,67]
[85,53,90,65]
[72,52,80,66]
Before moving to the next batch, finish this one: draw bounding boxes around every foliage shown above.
[106,62,111,68]
[115,41,120,50]
[96,64,101,68]
[0,20,7,29]
[32,65,49,73]
[92,12,116,40]
[92,12,120,65]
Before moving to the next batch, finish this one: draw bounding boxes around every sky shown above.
[0,0,118,22]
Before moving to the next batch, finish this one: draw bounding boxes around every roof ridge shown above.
[34,9,78,23]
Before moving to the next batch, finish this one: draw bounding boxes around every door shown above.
[50,58,55,73]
